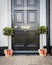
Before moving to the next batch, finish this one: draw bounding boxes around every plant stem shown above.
[42,34,43,48]
[8,36,9,49]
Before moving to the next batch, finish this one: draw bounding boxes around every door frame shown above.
[46,0,50,53]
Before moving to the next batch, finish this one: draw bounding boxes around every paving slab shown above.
[0,55,52,65]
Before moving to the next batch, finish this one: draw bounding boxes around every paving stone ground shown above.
[0,55,52,65]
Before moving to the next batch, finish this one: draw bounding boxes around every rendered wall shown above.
[0,0,8,47]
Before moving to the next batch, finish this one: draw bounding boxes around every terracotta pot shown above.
[4,49,13,57]
[38,49,47,56]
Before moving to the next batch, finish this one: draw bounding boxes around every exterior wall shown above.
[0,0,8,47]
[0,0,47,48]
[7,0,11,49]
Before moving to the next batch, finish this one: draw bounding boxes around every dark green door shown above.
[12,0,40,52]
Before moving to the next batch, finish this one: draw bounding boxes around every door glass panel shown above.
[29,0,35,5]
[27,0,37,7]
[17,0,22,5]
[27,11,37,23]
[30,13,35,22]
[15,11,24,23]
[17,13,22,22]
[15,0,24,7]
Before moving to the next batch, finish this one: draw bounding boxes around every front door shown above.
[12,0,40,52]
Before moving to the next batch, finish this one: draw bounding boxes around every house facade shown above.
[0,0,52,54]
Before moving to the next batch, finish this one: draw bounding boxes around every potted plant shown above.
[37,26,47,56]
[3,27,13,57]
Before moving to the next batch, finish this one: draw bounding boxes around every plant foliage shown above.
[36,26,47,34]
[3,27,13,36]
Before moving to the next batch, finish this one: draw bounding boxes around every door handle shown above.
[21,25,30,29]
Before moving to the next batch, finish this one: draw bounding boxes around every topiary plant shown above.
[36,26,47,34]
[36,26,47,49]
[3,27,13,49]
[3,27,13,36]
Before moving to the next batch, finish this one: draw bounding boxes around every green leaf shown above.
[36,26,47,34]
[3,27,13,36]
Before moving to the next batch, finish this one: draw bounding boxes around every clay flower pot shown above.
[4,49,13,57]
[38,49,47,56]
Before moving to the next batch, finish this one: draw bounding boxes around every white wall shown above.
[0,0,11,48]
[0,0,8,47]
[50,0,52,46]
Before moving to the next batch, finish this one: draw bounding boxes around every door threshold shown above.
[13,50,38,54]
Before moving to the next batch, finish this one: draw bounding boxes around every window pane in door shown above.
[17,0,22,5]
[15,11,24,23]
[29,0,35,5]
[30,13,35,22]
[27,0,37,7]
[15,0,24,6]
[17,13,22,22]
[27,11,37,23]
